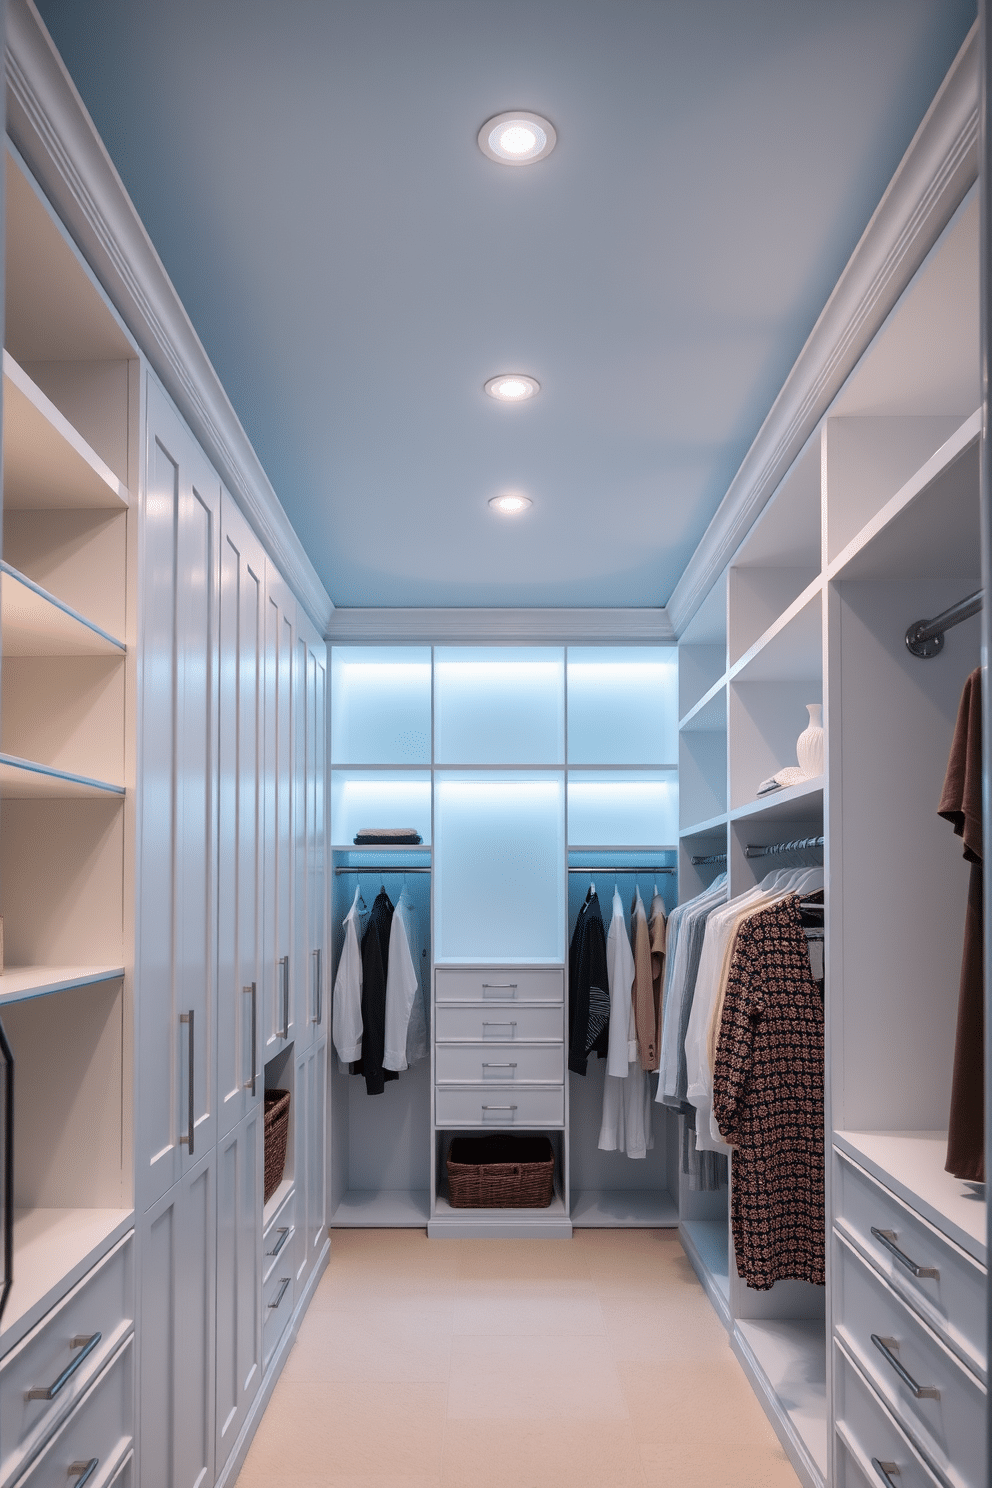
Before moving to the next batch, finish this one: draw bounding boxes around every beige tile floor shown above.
[236,1228,800,1488]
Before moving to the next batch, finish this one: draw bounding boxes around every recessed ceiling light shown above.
[489,492,532,515]
[485,374,540,402]
[478,111,556,165]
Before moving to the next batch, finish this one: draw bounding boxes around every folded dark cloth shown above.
[354,828,422,845]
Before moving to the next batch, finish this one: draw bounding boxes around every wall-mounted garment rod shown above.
[334,865,432,875]
[905,588,983,658]
[745,834,824,859]
[690,852,727,867]
[567,865,676,875]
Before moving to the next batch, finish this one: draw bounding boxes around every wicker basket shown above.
[263,1088,291,1203]
[446,1135,555,1209]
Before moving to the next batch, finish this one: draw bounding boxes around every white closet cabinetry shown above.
[263,567,299,1058]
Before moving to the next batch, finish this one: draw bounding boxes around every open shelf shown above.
[730,777,823,825]
[680,1218,731,1324]
[0,964,123,1005]
[679,680,727,732]
[1,562,125,656]
[730,582,822,684]
[570,1188,677,1228]
[734,1318,827,1488]
[0,755,125,799]
[1,1207,133,1353]
[331,1189,430,1228]
[2,352,129,511]
[429,1192,571,1239]
[834,1130,986,1266]
[678,812,728,839]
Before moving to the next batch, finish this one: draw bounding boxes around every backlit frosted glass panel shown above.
[331,771,432,845]
[435,773,565,962]
[567,647,677,763]
[331,646,431,763]
[434,648,564,763]
[567,772,678,846]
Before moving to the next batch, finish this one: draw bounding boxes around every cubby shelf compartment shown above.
[678,812,728,839]
[729,581,823,685]
[730,777,824,826]
[0,964,124,1006]
[1,1207,133,1353]
[0,755,125,799]
[331,1190,431,1228]
[680,1218,731,1327]
[2,352,129,511]
[679,679,727,732]
[571,1189,678,1228]
[733,1318,827,1488]
[834,1131,986,1266]
[1,562,125,656]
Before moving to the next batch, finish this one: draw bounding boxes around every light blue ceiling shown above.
[36,0,976,610]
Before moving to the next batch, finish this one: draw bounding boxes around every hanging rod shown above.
[690,852,727,866]
[334,865,432,875]
[905,589,983,658]
[745,834,824,859]
[568,865,676,875]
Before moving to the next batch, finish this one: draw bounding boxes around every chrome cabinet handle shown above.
[268,1276,291,1308]
[482,1021,516,1036]
[871,1461,900,1487]
[243,984,257,1094]
[482,1105,517,1122]
[69,1461,99,1488]
[481,983,517,1000]
[870,1335,939,1399]
[180,1011,194,1153]
[0,1014,13,1327]
[870,1227,939,1280]
[482,1063,517,1077]
[312,948,322,1024]
[267,1225,291,1257]
[27,1332,102,1400]
[279,957,289,1036]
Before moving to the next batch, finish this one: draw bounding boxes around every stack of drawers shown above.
[262,1188,295,1371]
[832,1149,987,1488]
[0,1234,134,1488]
[434,968,565,1129]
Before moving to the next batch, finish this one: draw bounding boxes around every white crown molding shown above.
[4,0,334,632]
[325,607,675,644]
[667,21,980,637]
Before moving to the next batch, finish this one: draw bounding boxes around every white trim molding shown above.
[325,607,675,644]
[4,0,334,632]
[667,21,980,638]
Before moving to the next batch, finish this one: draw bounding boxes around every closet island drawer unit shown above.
[11,1335,133,1488]
[834,1150,986,1380]
[834,1340,943,1488]
[434,1005,563,1043]
[435,1087,564,1127]
[834,1233,986,1488]
[435,1044,564,1084]
[0,1233,134,1488]
[434,968,563,1004]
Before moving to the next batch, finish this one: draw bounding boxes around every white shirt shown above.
[383,887,421,1071]
[598,889,653,1158]
[332,886,365,1064]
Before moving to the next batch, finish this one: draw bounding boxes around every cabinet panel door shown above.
[307,1037,327,1272]
[218,493,264,1137]
[215,1106,263,1475]
[293,1040,313,1297]
[138,380,220,1209]
[263,566,297,1056]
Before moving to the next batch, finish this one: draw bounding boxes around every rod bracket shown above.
[905,620,944,659]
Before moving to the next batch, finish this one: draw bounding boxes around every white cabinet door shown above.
[139,1149,216,1488]
[215,1104,263,1475]
[293,1036,327,1300]
[138,379,220,1211]
[217,492,265,1138]
[263,565,297,1057]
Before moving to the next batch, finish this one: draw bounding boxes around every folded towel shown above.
[354,828,422,845]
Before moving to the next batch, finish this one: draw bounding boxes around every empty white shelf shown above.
[734,1318,828,1488]
[0,755,125,799]
[1,562,125,656]
[570,1188,678,1228]
[730,776,824,825]
[331,1189,430,1228]
[3,352,128,510]
[0,965,124,1005]
[429,1193,571,1239]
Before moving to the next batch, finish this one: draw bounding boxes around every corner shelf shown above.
[0,964,124,1006]
[1,562,126,656]
[2,352,129,511]
[0,755,125,799]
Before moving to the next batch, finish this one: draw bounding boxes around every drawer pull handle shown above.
[870,1334,939,1400]
[27,1332,102,1400]
[482,1021,517,1034]
[482,983,517,1000]
[267,1225,291,1257]
[871,1461,900,1487]
[870,1227,939,1280]
[482,1063,517,1071]
[269,1276,291,1309]
[69,1461,100,1488]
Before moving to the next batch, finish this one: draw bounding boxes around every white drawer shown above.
[835,1338,943,1488]
[435,969,563,1004]
[435,1005,564,1043]
[262,1262,294,1369]
[12,1336,133,1488]
[435,1087,564,1128]
[435,1044,563,1084]
[834,1233,986,1488]
[1,1234,133,1488]
[835,1149,986,1380]
[262,1189,295,1286]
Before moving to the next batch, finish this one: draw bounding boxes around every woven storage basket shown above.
[263,1088,291,1204]
[446,1135,555,1209]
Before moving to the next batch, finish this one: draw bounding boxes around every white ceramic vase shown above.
[796,703,824,778]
